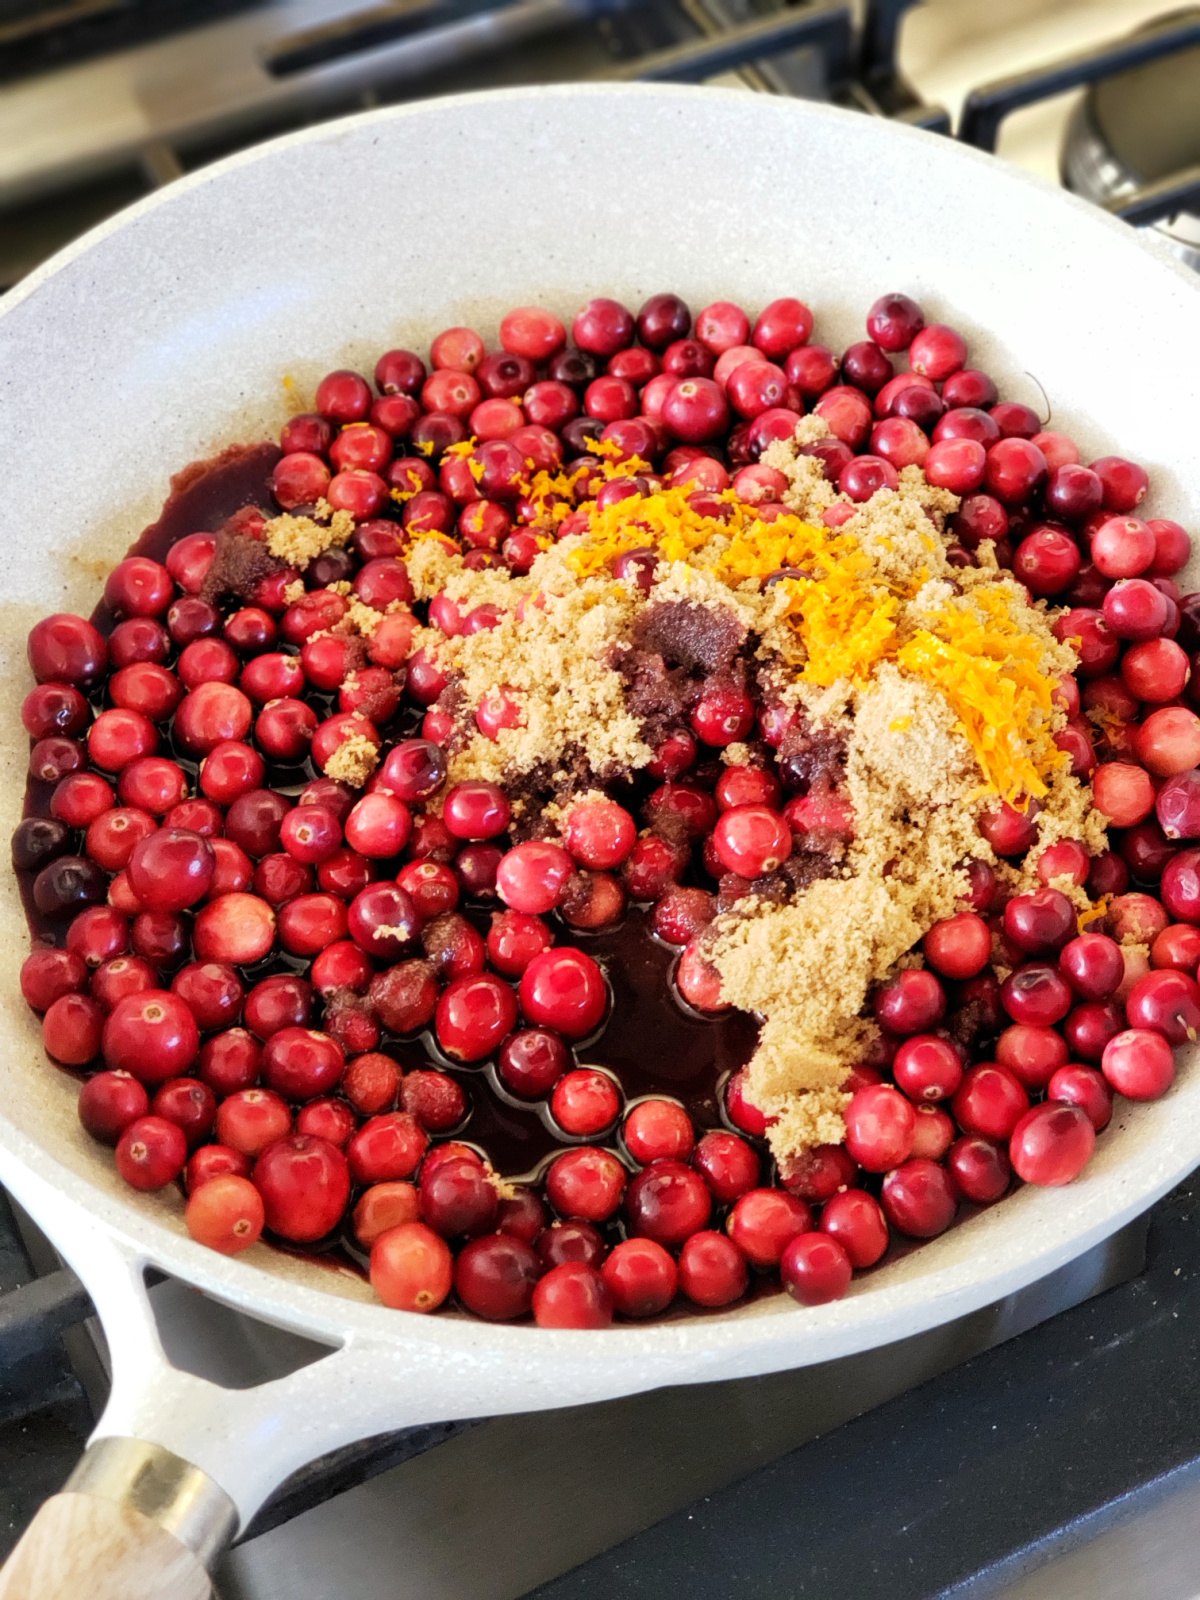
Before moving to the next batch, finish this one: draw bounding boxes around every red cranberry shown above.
[454,1234,541,1322]
[42,991,104,1064]
[21,946,87,1011]
[623,1099,694,1164]
[778,1142,856,1203]
[1004,889,1075,955]
[151,1076,216,1148]
[866,291,924,351]
[435,973,518,1062]
[893,1035,963,1101]
[686,1130,757,1204]
[532,1262,612,1328]
[551,1069,620,1136]
[115,1114,187,1190]
[443,780,511,840]
[253,1134,350,1243]
[420,1155,498,1238]
[880,1158,957,1238]
[1048,1064,1113,1131]
[780,1233,852,1306]
[1152,923,1200,971]
[1009,1102,1095,1186]
[817,1188,887,1269]
[873,969,945,1035]
[602,1237,677,1318]
[624,1160,711,1247]
[727,1188,811,1267]
[495,1188,547,1243]
[947,1135,1011,1202]
[1001,962,1073,1027]
[519,948,607,1039]
[197,1028,261,1096]
[215,1087,292,1157]
[563,799,637,869]
[78,1070,149,1144]
[1125,968,1200,1044]
[545,1147,626,1223]
[1101,1024,1176,1104]
[101,989,198,1084]
[185,1144,252,1193]
[27,613,107,688]
[922,912,990,979]
[909,323,967,380]
[370,1222,452,1313]
[844,1084,915,1171]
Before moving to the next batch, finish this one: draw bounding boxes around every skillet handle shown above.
[0,1437,236,1600]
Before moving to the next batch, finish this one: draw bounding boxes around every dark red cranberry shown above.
[420,1155,498,1238]
[947,1135,1011,1202]
[454,1234,541,1321]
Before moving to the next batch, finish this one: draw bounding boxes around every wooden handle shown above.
[0,1491,211,1600]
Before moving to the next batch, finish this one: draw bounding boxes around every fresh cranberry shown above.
[624,1160,711,1246]
[351,1181,419,1246]
[196,1028,261,1096]
[820,1188,888,1267]
[947,1135,1011,1202]
[193,892,276,966]
[78,1070,149,1144]
[442,780,511,840]
[215,1087,292,1157]
[420,1155,498,1238]
[922,911,990,979]
[1004,889,1075,955]
[780,1233,852,1306]
[452,1234,540,1321]
[878,1158,956,1238]
[101,989,198,1084]
[185,1174,264,1255]
[597,1237,674,1318]
[1102,1027,1176,1099]
[518,948,607,1039]
[873,969,945,1035]
[20,946,87,1011]
[27,613,107,688]
[184,1144,252,1194]
[1048,1064,1113,1131]
[1009,1103,1095,1186]
[370,1222,452,1313]
[532,1262,612,1328]
[727,1188,811,1267]
[844,1084,915,1170]
[1152,923,1200,971]
[151,1077,216,1148]
[866,292,924,351]
[42,991,104,1064]
[32,854,107,921]
[435,973,518,1061]
[545,1147,626,1224]
[548,1069,618,1136]
[925,438,986,494]
[909,323,967,380]
[893,1035,963,1102]
[115,1114,187,1190]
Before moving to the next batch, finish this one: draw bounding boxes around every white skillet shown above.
[0,83,1198,1600]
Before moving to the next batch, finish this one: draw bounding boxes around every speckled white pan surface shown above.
[1,85,1199,1524]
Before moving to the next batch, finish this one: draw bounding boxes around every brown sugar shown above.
[323,734,380,788]
[392,424,1107,1159]
[265,508,355,569]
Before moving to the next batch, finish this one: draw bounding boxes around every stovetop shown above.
[3,1,1200,1594]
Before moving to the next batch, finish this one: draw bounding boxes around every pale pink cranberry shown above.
[193,892,275,964]
[1093,516,1156,579]
[1124,637,1189,702]
[1009,1103,1095,1185]
[1136,707,1200,775]
[911,1105,955,1160]
[1092,762,1154,828]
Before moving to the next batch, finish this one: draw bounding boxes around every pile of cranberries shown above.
[12,287,1199,1331]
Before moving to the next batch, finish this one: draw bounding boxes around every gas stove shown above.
[3,3,1200,1596]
